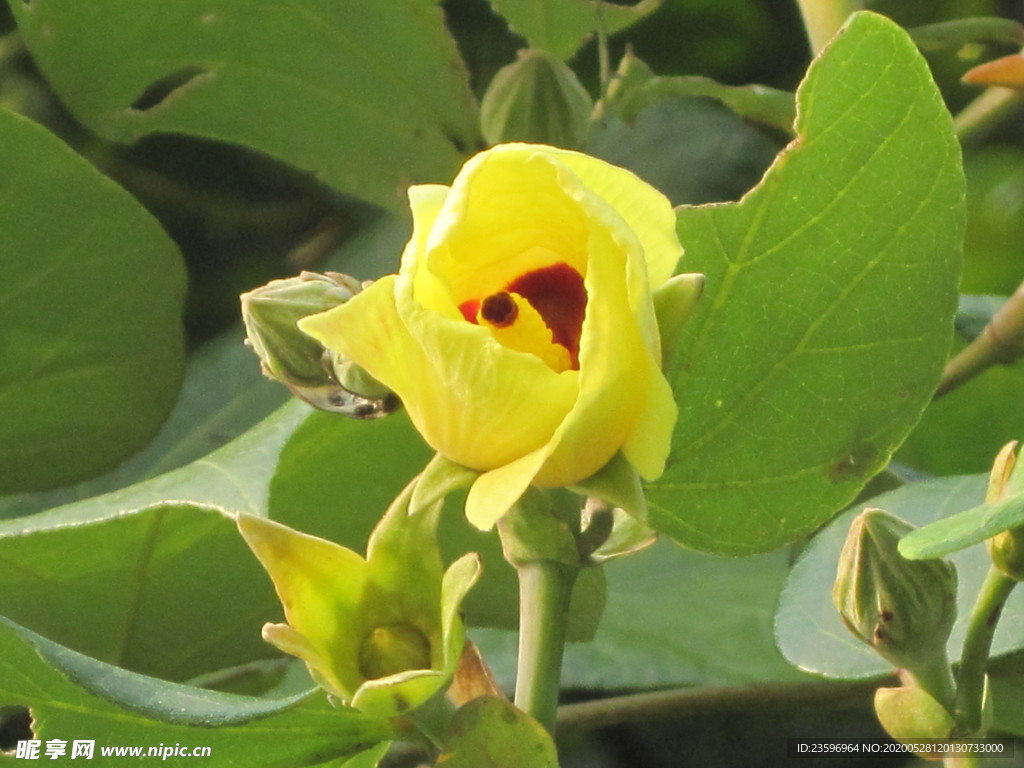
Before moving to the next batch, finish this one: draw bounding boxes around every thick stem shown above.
[955,87,1024,145]
[903,654,957,719]
[954,566,1017,736]
[557,679,884,732]
[794,0,865,56]
[936,282,1024,399]
[514,560,578,735]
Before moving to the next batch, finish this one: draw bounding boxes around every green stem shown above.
[935,281,1024,399]
[557,678,885,731]
[954,86,1024,145]
[954,565,1017,736]
[904,654,957,718]
[794,0,865,56]
[514,560,578,735]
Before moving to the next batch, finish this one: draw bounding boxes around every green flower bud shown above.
[358,623,432,680]
[480,49,593,149]
[833,509,958,671]
[240,272,399,418]
[874,685,955,752]
[988,528,1024,581]
[984,441,1024,580]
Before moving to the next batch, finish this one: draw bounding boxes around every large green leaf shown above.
[0,328,287,520]
[486,0,660,60]
[646,13,964,554]
[9,0,479,211]
[0,109,185,493]
[0,213,409,520]
[0,217,423,679]
[775,476,1024,680]
[0,617,393,767]
[0,503,276,681]
[0,400,312,679]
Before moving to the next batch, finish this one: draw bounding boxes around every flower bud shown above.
[480,50,593,149]
[833,509,958,671]
[874,685,954,757]
[982,442,1024,580]
[240,271,399,418]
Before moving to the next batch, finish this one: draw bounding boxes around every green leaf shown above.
[0,212,407,520]
[0,108,185,493]
[0,327,287,520]
[775,475,1024,680]
[474,538,805,690]
[10,0,479,211]
[0,398,316,679]
[486,0,660,60]
[0,503,277,681]
[0,616,393,766]
[646,12,964,554]
[900,493,1024,559]
[437,697,557,768]
[610,75,796,136]
[908,17,1024,52]
[587,95,781,207]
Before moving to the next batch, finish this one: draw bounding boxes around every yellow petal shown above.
[427,146,591,306]
[512,143,682,289]
[535,218,672,487]
[302,274,580,471]
[622,368,677,480]
[299,275,433,410]
[398,279,580,470]
[402,183,457,318]
[465,447,551,529]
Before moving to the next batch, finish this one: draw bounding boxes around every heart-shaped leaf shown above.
[646,13,964,554]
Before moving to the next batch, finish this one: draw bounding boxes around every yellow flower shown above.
[300,143,682,529]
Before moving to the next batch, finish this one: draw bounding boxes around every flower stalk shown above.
[514,559,579,735]
[954,565,1016,736]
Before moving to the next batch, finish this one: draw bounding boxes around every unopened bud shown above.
[240,272,399,418]
[358,623,432,680]
[480,49,593,149]
[833,509,958,671]
[874,685,954,755]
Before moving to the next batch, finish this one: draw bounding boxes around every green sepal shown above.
[582,504,657,564]
[480,49,593,149]
[497,488,580,567]
[237,477,481,718]
[570,451,647,522]
[874,685,955,745]
[653,273,705,370]
[411,452,481,514]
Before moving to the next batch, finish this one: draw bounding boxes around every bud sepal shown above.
[237,481,480,719]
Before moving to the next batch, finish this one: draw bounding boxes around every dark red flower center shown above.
[460,262,587,369]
